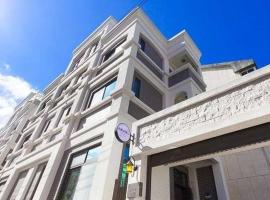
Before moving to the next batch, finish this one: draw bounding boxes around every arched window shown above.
[174,92,188,104]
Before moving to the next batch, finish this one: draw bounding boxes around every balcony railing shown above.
[168,63,205,90]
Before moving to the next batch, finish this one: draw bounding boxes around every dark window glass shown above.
[132,78,141,98]
[59,83,70,97]
[139,38,146,51]
[102,37,127,63]
[41,118,52,134]
[1,150,12,167]
[22,120,30,132]
[66,106,71,117]
[19,134,31,149]
[40,99,50,112]
[0,179,7,194]
[56,105,72,127]
[103,49,115,63]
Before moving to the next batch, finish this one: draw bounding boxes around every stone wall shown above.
[139,75,270,145]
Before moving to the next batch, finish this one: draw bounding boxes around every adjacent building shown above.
[0,7,268,200]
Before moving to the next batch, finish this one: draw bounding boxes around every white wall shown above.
[221,146,270,200]
[151,165,170,200]
[202,67,241,90]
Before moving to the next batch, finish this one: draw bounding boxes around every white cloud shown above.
[0,73,36,128]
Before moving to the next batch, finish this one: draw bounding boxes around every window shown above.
[74,69,87,85]
[56,105,72,127]
[41,117,53,134]
[85,78,117,109]
[18,133,32,149]
[31,142,42,152]
[85,42,99,59]
[22,120,30,132]
[39,99,50,112]
[58,83,70,97]
[138,36,163,69]
[241,67,255,76]
[89,42,98,55]
[7,170,28,200]
[175,92,188,104]
[0,177,8,195]
[102,37,127,63]
[57,145,101,200]
[23,162,47,200]
[8,155,20,167]
[71,54,84,71]
[139,37,146,51]
[132,78,141,98]
[1,150,12,167]
[15,134,22,143]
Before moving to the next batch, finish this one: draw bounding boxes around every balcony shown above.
[168,63,205,90]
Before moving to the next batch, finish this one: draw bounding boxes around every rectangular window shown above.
[58,82,70,97]
[15,134,22,143]
[41,117,53,134]
[19,133,31,149]
[138,36,163,69]
[72,54,84,71]
[102,37,127,63]
[86,78,117,109]
[0,177,8,195]
[74,69,87,85]
[1,150,12,167]
[139,37,146,51]
[85,42,99,59]
[90,42,98,55]
[39,99,50,112]
[22,120,30,132]
[132,78,141,98]
[57,145,101,200]
[56,105,72,127]
[7,170,28,200]
[23,162,47,200]
[8,154,20,167]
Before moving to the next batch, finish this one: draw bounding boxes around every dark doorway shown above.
[170,167,192,200]
[196,166,218,200]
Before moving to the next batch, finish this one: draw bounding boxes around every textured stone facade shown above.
[139,75,270,145]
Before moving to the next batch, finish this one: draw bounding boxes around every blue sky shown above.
[0,0,269,126]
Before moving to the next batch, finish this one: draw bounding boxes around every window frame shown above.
[132,77,141,98]
[56,144,101,200]
[85,77,117,110]
[101,36,127,63]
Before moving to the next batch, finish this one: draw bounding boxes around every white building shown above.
[0,7,268,200]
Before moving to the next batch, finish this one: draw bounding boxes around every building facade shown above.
[0,7,267,200]
[128,62,270,199]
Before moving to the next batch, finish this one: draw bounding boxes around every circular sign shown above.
[115,123,131,143]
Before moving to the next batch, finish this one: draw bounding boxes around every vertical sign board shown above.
[115,123,132,187]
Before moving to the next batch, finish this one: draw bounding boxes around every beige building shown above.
[0,7,268,200]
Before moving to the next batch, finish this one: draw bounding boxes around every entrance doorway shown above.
[170,167,192,200]
[196,166,218,200]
